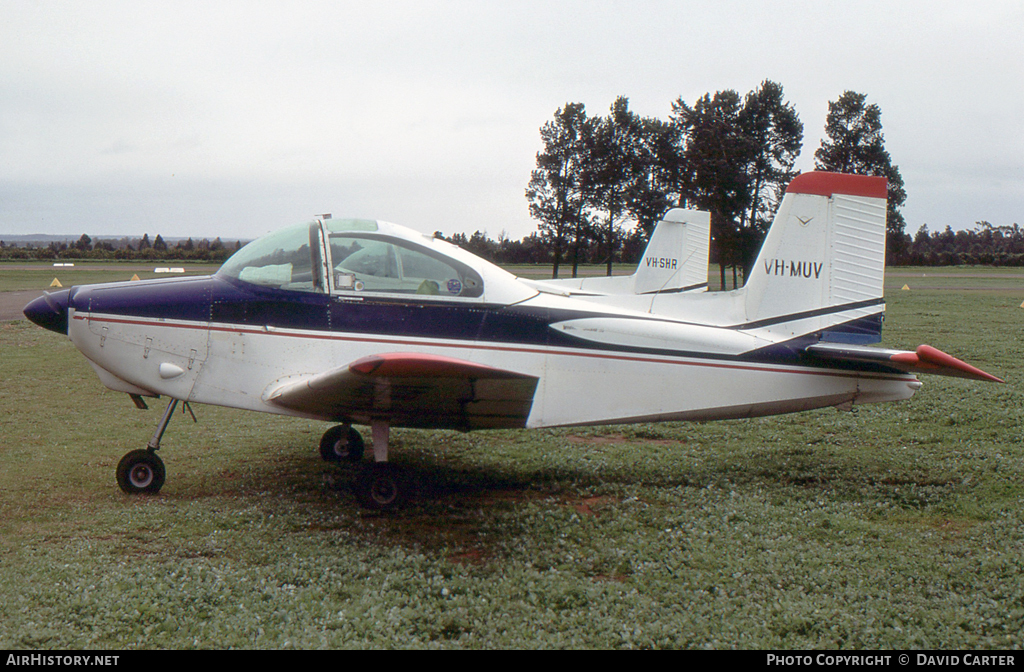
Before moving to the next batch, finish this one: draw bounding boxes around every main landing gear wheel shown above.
[354,463,409,511]
[319,424,366,462]
[116,449,166,494]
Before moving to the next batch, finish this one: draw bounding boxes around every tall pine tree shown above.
[587,97,651,276]
[814,91,908,264]
[525,103,595,278]
[737,80,803,277]
[670,90,755,287]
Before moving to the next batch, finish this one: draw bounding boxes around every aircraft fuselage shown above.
[50,273,921,432]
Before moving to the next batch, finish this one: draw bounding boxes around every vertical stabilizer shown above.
[524,208,709,296]
[742,172,888,339]
[634,208,710,294]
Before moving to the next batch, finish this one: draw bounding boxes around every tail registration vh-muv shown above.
[24,171,1002,510]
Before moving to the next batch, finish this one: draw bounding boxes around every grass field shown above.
[0,262,221,293]
[0,268,1022,649]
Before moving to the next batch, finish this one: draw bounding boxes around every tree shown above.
[589,99,677,274]
[627,115,676,236]
[814,91,908,264]
[464,230,497,259]
[526,103,596,278]
[586,97,644,275]
[737,80,803,277]
[670,90,755,287]
[75,233,93,252]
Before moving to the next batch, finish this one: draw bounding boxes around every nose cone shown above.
[24,289,72,334]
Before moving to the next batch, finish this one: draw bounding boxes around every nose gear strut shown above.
[116,397,195,495]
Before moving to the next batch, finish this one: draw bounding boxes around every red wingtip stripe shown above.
[889,352,921,366]
[889,346,1003,382]
[786,171,888,199]
[915,344,1004,383]
[351,353,462,376]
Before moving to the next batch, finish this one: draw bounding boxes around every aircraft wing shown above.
[805,343,1004,383]
[263,353,540,430]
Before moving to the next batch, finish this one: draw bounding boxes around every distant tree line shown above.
[0,233,242,262]
[907,222,1024,266]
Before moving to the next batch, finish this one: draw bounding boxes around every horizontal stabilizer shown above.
[805,342,1003,383]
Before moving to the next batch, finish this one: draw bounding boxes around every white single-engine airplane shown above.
[24,171,1002,510]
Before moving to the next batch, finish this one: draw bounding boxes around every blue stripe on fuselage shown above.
[74,274,900,376]
[74,274,586,348]
[73,275,214,324]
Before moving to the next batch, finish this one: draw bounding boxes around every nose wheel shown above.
[116,449,166,494]
[116,397,189,495]
[339,420,409,511]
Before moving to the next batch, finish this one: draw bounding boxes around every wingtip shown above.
[908,344,1004,383]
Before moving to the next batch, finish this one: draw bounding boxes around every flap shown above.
[263,352,540,430]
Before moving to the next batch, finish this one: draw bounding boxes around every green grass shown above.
[887,267,1024,294]
[0,263,220,292]
[0,278,1023,648]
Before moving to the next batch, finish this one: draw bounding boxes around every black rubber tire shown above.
[116,449,166,494]
[319,425,366,462]
[354,463,409,511]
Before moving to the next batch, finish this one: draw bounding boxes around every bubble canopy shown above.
[216,219,500,300]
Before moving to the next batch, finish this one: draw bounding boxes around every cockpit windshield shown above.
[217,223,319,292]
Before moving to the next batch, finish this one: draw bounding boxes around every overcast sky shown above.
[1,0,1022,243]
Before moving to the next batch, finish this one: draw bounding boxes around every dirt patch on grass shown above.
[567,433,629,445]
[567,433,676,446]
[570,495,616,517]
[345,487,622,565]
[447,547,488,565]
[350,488,540,560]
[927,516,978,537]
